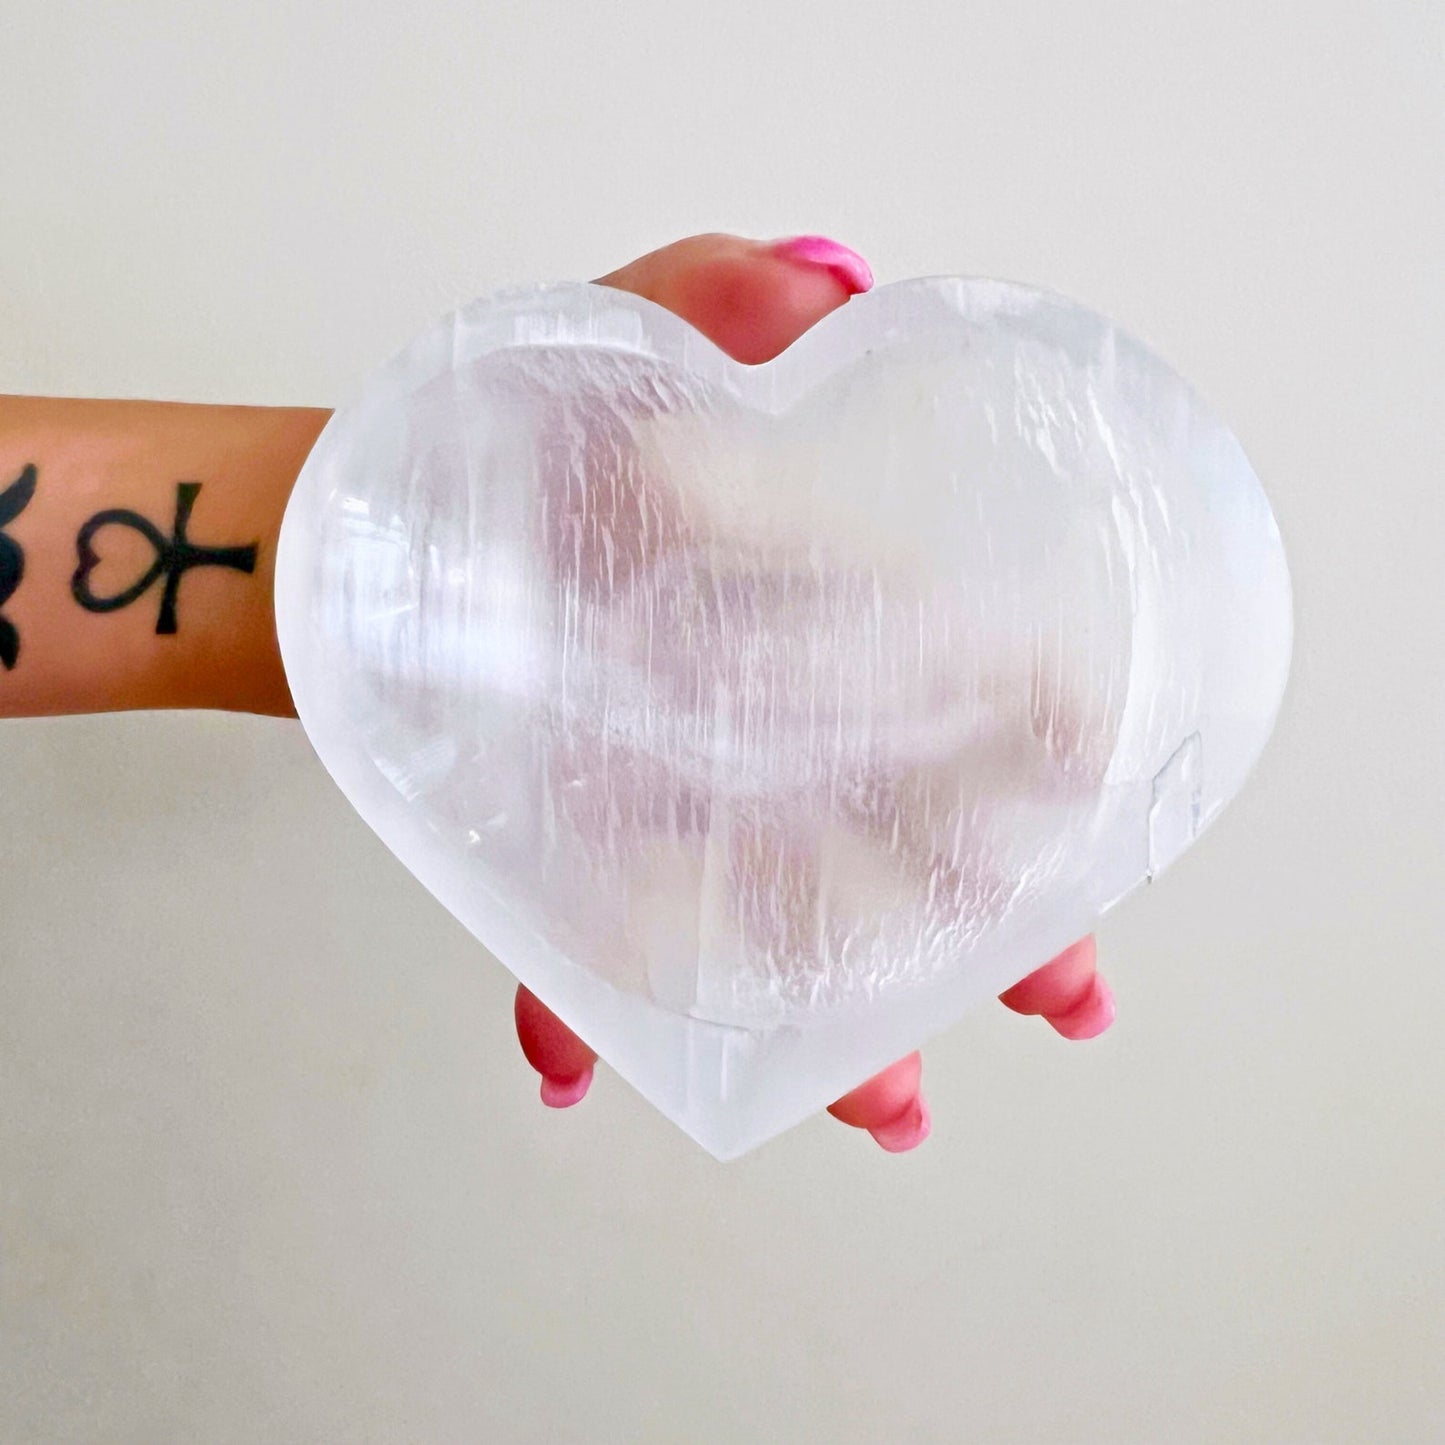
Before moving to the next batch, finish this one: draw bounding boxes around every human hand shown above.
[513,234,1115,1153]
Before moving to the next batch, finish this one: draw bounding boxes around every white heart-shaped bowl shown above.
[276,278,1291,1158]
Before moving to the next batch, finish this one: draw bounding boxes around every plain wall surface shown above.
[1,3,1441,1441]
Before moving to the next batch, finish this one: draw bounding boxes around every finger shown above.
[596,232,873,363]
[827,1052,931,1153]
[997,935,1116,1040]
[514,984,597,1108]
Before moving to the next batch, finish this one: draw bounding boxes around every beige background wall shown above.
[2,3,1441,1441]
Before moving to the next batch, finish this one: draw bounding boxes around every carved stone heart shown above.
[275,279,1291,1158]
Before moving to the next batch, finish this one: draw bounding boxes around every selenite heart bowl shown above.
[275,278,1291,1158]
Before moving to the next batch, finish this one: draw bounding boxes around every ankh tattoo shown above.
[73,482,258,635]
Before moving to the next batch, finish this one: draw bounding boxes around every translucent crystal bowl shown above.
[276,278,1292,1157]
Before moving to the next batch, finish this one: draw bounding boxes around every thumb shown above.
[595,231,873,363]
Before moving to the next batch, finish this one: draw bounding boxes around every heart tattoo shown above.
[73,481,258,634]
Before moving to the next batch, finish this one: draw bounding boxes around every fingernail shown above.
[1046,977,1116,1041]
[868,1093,931,1153]
[770,235,874,294]
[539,1064,594,1109]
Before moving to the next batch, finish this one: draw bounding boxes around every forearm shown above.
[0,395,328,717]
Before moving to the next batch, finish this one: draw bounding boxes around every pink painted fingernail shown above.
[1046,977,1116,1041]
[868,1093,931,1153]
[770,235,874,294]
[539,1063,594,1109]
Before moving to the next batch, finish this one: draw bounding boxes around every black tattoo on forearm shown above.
[72,482,258,635]
[0,464,38,669]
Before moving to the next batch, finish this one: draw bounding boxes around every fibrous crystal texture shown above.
[276,279,1292,1157]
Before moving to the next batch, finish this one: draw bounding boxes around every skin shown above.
[0,232,1114,1152]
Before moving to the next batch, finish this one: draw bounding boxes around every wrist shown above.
[0,396,329,718]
